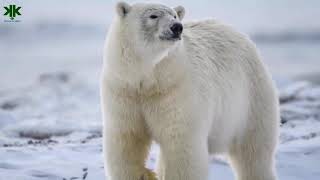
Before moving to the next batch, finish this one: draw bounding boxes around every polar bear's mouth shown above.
[159,34,182,41]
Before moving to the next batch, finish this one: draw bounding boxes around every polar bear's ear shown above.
[174,6,185,20]
[116,1,131,17]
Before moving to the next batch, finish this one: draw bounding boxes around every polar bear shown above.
[101,1,279,180]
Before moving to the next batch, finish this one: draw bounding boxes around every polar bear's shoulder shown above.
[184,19,221,29]
[182,19,253,53]
[183,19,232,33]
[183,19,249,42]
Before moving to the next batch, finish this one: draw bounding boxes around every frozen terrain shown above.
[0,72,319,180]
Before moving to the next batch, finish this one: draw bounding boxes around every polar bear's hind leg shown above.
[228,122,277,180]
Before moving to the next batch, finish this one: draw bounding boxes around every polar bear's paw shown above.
[139,169,157,180]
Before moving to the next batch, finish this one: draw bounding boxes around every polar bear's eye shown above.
[174,15,177,19]
[149,15,158,19]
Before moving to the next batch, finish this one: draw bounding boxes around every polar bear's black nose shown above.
[170,23,183,35]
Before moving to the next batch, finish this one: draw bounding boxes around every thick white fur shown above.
[101,2,279,180]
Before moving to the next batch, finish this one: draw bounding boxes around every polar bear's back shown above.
[182,19,262,76]
[181,19,278,152]
[182,19,275,97]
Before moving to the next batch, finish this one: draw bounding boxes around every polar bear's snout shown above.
[159,21,183,41]
[170,22,183,39]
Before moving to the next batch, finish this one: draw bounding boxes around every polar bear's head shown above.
[114,2,185,64]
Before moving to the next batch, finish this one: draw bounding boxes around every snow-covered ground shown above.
[0,72,319,180]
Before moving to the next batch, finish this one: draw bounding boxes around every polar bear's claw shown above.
[139,169,157,180]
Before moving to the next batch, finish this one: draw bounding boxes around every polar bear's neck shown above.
[107,19,181,67]
[104,20,186,96]
[108,26,178,72]
[121,35,177,68]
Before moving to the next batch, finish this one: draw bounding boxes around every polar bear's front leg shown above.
[102,93,157,180]
[158,132,209,180]
[150,91,209,180]
[104,130,156,180]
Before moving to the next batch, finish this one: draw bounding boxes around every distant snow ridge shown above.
[0,72,101,145]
